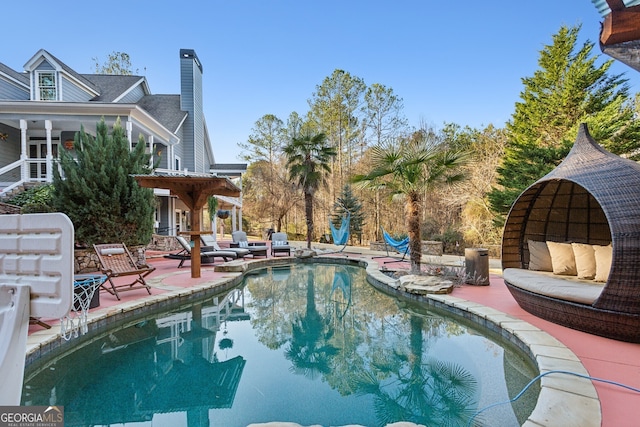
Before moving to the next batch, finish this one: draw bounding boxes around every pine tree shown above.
[489,25,640,217]
[53,118,155,246]
[331,184,365,244]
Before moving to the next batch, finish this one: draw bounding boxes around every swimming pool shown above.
[22,263,538,426]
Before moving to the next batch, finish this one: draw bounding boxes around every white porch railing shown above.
[0,159,25,195]
[0,158,56,196]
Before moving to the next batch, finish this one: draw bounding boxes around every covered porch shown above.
[0,103,175,196]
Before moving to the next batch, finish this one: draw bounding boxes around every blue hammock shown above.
[330,213,350,247]
[382,227,410,261]
[331,268,352,319]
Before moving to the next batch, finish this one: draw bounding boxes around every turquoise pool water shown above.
[22,263,538,426]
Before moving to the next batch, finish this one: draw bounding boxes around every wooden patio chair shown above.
[93,243,155,300]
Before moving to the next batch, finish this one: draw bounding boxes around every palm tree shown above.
[352,129,467,273]
[284,132,337,249]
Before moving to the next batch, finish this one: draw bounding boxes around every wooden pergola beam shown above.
[600,1,640,46]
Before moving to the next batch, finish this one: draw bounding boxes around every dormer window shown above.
[37,71,57,100]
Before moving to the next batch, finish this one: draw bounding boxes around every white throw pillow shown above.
[571,243,596,279]
[528,240,553,272]
[238,241,249,248]
[273,240,286,247]
[593,244,613,282]
[546,241,577,276]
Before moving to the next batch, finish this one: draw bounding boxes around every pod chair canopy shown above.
[502,123,640,342]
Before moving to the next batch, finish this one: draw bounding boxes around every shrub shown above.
[52,118,154,247]
[6,184,54,210]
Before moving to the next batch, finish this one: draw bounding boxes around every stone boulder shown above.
[294,249,317,259]
[398,274,453,295]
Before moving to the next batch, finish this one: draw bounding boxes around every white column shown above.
[169,198,176,236]
[231,206,237,232]
[19,120,28,182]
[45,120,52,182]
[239,177,243,231]
[126,120,133,150]
[148,135,154,167]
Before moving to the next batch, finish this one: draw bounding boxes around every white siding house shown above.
[0,49,245,236]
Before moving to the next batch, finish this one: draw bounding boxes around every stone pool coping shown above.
[25,255,599,427]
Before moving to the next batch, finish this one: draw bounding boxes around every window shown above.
[37,72,57,100]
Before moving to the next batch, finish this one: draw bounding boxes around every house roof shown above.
[137,94,187,134]
[82,74,146,102]
[0,62,28,87]
[211,163,248,177]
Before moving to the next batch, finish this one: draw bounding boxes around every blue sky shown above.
[3,1,639,163]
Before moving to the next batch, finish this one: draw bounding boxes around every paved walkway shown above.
[26,242,640,426]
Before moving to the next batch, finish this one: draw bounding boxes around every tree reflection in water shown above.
[285,269,339,377]
[249,264,481,427]
[23,263,531,426]
[348,314,479,426]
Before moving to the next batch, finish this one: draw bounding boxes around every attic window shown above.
[37,71,57,100]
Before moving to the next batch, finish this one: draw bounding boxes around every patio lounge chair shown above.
[231,231,268,257]
[201,234,250,258]
[94,243,156,300]
[270,232,291,257]
[165,236,238,268]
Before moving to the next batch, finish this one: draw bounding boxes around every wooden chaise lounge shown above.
[94,243,155,300]
[502,123,640,343]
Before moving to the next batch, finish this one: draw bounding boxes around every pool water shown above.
[22,263,539,426]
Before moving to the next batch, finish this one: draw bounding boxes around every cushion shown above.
[238,241,249,248]
[100,247,125,256]
[273,240,287,247]
[546,241,577,276]
[528,240,553,271]
[503,268,604,305]
[593,244,613,282]
[571,243,596,279]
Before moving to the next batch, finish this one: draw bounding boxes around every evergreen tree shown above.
[489,25,640,217]
[331,184,365,244]
[238,114,289,229]
[53,118,155,246]
[308,69,367,186]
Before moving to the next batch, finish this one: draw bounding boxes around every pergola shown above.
[596,0,640,71]
[134,173,241,278]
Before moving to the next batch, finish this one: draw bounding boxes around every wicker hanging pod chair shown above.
[502,123,640,342]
